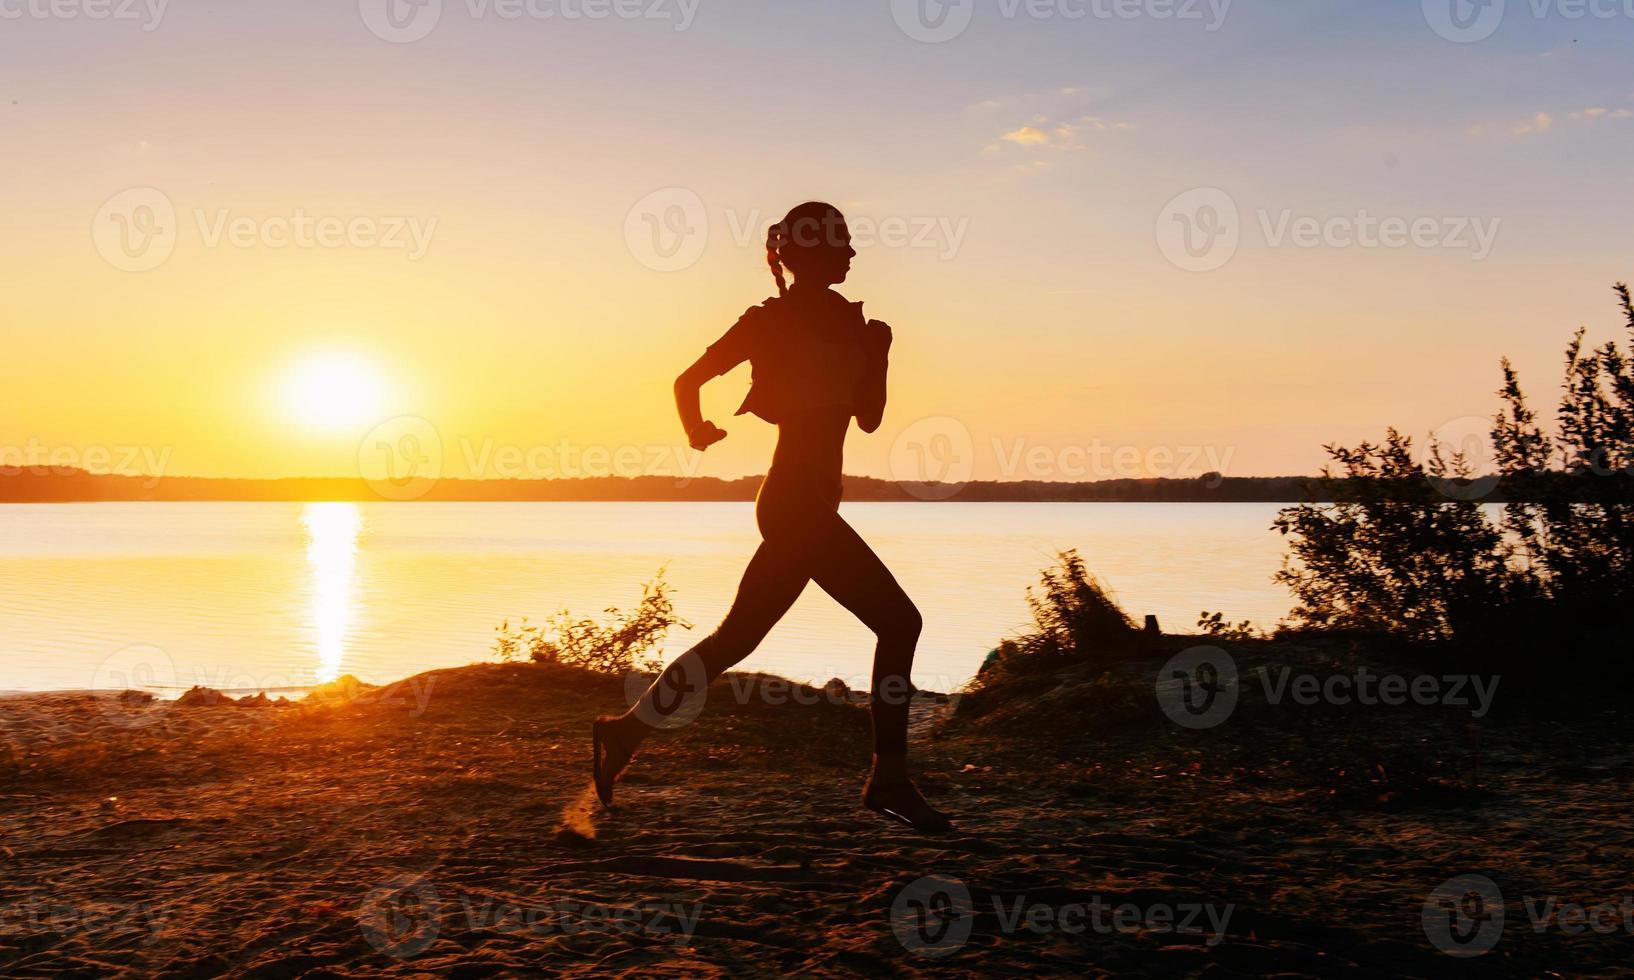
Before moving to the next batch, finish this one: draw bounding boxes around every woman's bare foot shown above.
[592,715,643,807]
[863,776,953,834]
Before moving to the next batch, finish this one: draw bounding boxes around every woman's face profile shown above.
[783,212,856,287]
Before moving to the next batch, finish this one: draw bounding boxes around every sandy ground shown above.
[2,651,1632,977]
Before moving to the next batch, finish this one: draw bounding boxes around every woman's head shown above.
[765,202,855,295]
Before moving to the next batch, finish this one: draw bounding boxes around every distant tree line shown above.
[1,465,1623,505]
[0,469,1465,504]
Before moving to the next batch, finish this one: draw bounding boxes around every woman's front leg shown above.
[805,516,952,832]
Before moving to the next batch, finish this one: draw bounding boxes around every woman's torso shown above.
[755,408,852,542]
[746,291,869,536]
[734,290,869,427]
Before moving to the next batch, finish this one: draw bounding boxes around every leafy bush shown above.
[962,551,1140,696]
[1492,283,1634,628]
[1275,283,1634,648]
[493,571,690,675]
[1197,610,1262,640]
[1022,549,1139,659]
[1272,431,1518,641]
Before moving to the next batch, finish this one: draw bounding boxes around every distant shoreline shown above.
[1,469,1331,503]
[7,468,1588,504]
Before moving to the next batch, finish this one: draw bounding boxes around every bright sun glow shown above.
[284,352,387,430]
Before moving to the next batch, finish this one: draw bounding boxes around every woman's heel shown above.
[862,781,954,834]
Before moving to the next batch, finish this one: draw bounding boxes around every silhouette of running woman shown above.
[594,202,951,832]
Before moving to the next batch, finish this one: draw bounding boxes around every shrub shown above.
[493,571,690,675]
[1275,283,1634,648]
[1197,610,1262,640]
[1492,283,1634,630]
[1272,431,1518,641]
[962,551,1140,695]
[1022,549,1139,659]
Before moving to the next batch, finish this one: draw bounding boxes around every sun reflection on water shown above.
[302,502,362,683]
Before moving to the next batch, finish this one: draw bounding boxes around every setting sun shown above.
[283,352,387,431]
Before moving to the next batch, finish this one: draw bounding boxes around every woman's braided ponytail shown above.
[765,222,788,297]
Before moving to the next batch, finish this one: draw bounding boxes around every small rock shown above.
[175,686,228,708]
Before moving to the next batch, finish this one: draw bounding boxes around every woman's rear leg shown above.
[596,539,810,801]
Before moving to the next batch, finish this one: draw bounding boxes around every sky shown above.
[2,0,1632,487]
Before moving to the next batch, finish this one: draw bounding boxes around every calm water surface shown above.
[0,502,1291,695]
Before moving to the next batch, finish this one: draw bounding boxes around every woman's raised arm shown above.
[675,354,728,450]
[854,319,892,434]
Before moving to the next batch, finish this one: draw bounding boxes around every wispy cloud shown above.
[991,114,1133,151]
[1512,111,1553,136]
[1568,106,1633,121]
[1001,125,1051,146]
[974,84,1130,152]
[1470,105,1632,137]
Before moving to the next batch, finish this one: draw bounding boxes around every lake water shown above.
[0,502,1292,695]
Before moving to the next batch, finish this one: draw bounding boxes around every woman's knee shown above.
[875,600,922,647]
[704,611,776,673]
[888,601,928,646]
